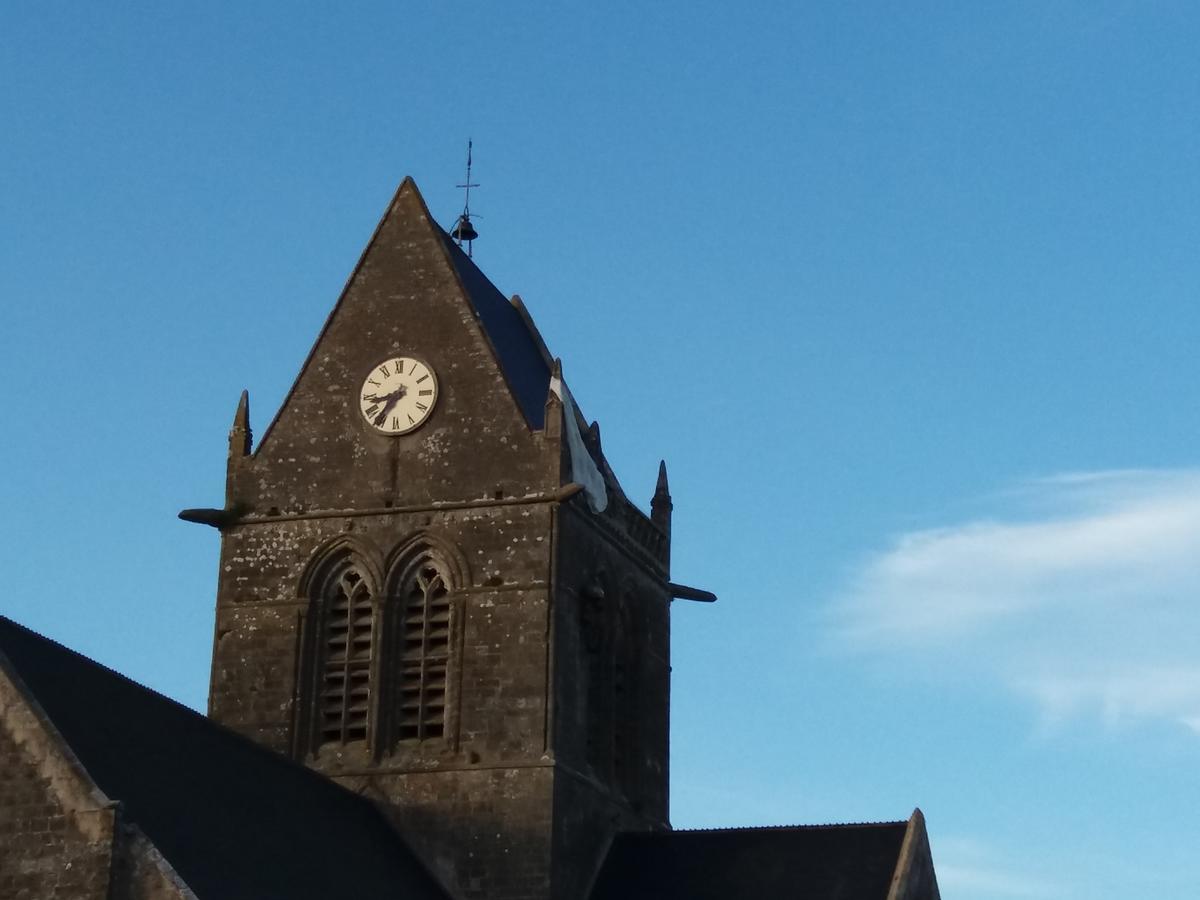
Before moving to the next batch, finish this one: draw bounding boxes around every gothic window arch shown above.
[300,549,381,755]
[388,551,455,744]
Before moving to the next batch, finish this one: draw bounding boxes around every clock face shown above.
[359,356,438,435]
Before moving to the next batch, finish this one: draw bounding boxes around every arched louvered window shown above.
[395,560,451,741]
[318,566,375,745]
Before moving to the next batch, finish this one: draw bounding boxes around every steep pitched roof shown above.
[0,616,451,900]
[437,230,553,429]
[436,223,637,502]
[590,822,912,900]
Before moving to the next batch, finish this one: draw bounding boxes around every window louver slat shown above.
[318,567,374,746]
[395,561,451,742]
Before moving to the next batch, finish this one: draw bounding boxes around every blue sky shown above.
[3,3,1199,897]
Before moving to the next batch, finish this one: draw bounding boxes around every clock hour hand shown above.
[372,386,407,426]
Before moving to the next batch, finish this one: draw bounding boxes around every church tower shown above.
[188,179,681,900]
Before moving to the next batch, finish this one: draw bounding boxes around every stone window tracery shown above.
[318,566,375,746]
[394,559,452,741]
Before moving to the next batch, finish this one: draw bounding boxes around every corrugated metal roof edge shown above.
[647,820,910,835]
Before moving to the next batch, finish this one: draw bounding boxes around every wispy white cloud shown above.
[1020,665,1200,733]
[830,469,1200,734]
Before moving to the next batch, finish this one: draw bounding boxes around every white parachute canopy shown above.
[548,373,608,514]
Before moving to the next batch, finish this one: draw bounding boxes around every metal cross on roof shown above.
[451,139,479,256]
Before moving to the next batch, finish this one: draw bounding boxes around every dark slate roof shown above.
[590,823,908,900]
[0,616,450,900]
[439,231,552,429]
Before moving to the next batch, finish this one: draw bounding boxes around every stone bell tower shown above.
[184,178,700,900]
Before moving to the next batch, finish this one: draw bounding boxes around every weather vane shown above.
[451,139,479,257]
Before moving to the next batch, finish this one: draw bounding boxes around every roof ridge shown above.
[595,816,913,900]
[663,819,909,834]
[0,615,195,712]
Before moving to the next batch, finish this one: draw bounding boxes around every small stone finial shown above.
[654,459,670,500]
[546,358,564,408]
[651,459,673,544]
[229,390,252,459]
[544,359,564,440]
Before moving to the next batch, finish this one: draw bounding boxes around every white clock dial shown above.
[359,357,438,435]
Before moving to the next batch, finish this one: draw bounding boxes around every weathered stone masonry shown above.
[203,179,673,900]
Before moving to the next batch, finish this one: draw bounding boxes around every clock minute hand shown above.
[364,388,402,404]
